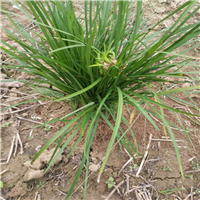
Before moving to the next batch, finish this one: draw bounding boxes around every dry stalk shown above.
[172,194,182,200]
[13,135,19,157]
[119,149,138,175]
[125,174,130,193]
[5,136,15,164]
[126,185,149,194]
[56,189,67,196]
[16,128,24,155]
[136,134,152,177]
[184,169,200,174]
[1,103,47,115]
[2,136,19,164]
[150,138,183,142]
[16,116,54,127]
[184,192,196,200]
[0,88,37,96]
[149,113,188,132]
[104,180,125,200]
[34,191,41,200]
[0,169,8,176]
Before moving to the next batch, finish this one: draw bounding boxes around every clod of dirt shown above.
[182,82,191,88]
[62,155,69,163]
[23,168,44,181]
[0,52,8,61]
[24,160,35,168]
[89,163,99,172]
[23,148,62,182]
[1,80,20,88]
[24,147,62,170]
[47,102,62,111]
[72,153,82,165]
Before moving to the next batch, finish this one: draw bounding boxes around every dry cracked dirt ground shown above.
[1,1,200,200]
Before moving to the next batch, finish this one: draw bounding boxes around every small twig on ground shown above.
[16,116,54,127]
[184,192,196,200]
[119,157,133,175]
[119,149,140,175]
[15,121,24,155]
[135,189,141,200]
[8,138,15,160]
[10,116,23,156]
[130,175,159,200]
[136,134,152,177]
[188,156,196,162]
[34,191,41,200]
[24,21,34,29]
[174,106,200,123]
[124,148,132,158]
[0,88,38,96]
[135,188,151,200]
[126,185,151,194]
[1,103,47,115]
[150,138,182,142]
[5,93,40,102]
[163,22,169,28]
[118,150,135,175]
[187,107,200,122]
[1,103,20,110]
[3,136,16,164]
[34,191,39,200]
[146,188,152,200]
[0,169,8,176]
[8,104,14,118]
[34,96,43,105]
[13,133,19,157]
[149,113,187,132]
[0,80,20,88]
[184,169,200,174]
[56,189,67,196]
[146,158,160,163]
[29,129,33,137]
[172,194,182,200]
[125,174,130,193]
[0,92,8,100]
[191,187,193,200]
[104,180,125,200]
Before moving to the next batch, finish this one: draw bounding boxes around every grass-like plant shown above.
[1,1,200,199]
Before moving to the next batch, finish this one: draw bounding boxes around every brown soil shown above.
[1,1,200,200]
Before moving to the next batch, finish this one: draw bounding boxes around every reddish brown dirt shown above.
[1,1,200,200]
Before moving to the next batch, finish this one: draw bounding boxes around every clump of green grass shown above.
[1,1,200,199]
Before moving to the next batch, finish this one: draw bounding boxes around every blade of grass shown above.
[98,87,123,181]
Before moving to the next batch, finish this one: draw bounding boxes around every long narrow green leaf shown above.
[123,93,159,130]
[55,77,102,102]
[157,85,200,96]
[31,108,90,164]
[45,121,83,173]
[49,44,85,53]
[99,87,123,177]
[1,1,199,199]
[66,90,113,199]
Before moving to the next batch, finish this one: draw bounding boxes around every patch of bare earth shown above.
[1,1,200,200]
